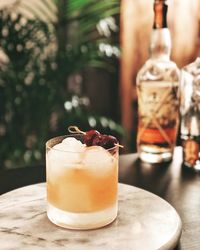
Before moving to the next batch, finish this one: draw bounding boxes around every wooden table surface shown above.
[0,147,199,249]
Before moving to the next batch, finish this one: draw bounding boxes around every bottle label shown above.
[138,81,179,127]
[137,81,179,145]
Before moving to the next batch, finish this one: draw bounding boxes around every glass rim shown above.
[46,134,119,153]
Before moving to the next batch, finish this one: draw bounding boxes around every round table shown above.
[0,183,182,250]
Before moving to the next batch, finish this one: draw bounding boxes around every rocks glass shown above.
[46,134,119,229]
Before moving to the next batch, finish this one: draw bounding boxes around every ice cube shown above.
[83,146,114,171]
[48,149,82,167]
[62,137,85,153]
[53,143,67,151]
[48,141,84,167]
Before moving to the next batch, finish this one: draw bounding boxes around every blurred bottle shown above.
[181,58,200,171]
[136,0,180,163]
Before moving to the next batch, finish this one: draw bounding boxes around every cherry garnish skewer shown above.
[68,126,86,134]
[68,126,124,148]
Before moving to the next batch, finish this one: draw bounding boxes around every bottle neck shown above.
[150,28,171,60]
[150,0,171,60]
[153,0,168,29]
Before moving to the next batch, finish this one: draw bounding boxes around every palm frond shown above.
[67,0,119,15]
[66,0,120,36]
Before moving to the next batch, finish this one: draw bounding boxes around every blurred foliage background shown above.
[0,0,123,169]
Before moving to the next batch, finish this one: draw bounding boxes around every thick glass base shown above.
[138,145,173,163]
[47,203,118,230]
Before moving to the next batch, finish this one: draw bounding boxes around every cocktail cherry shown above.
[68,126,123,149]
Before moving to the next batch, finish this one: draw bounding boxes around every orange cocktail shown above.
[46,134,118,229]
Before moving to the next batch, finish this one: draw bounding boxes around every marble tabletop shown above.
[0,183,182,250]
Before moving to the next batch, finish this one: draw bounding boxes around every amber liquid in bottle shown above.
[136,0,180,163]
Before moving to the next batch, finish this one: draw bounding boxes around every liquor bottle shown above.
[181,58,200,171]
[136,0,180,163]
